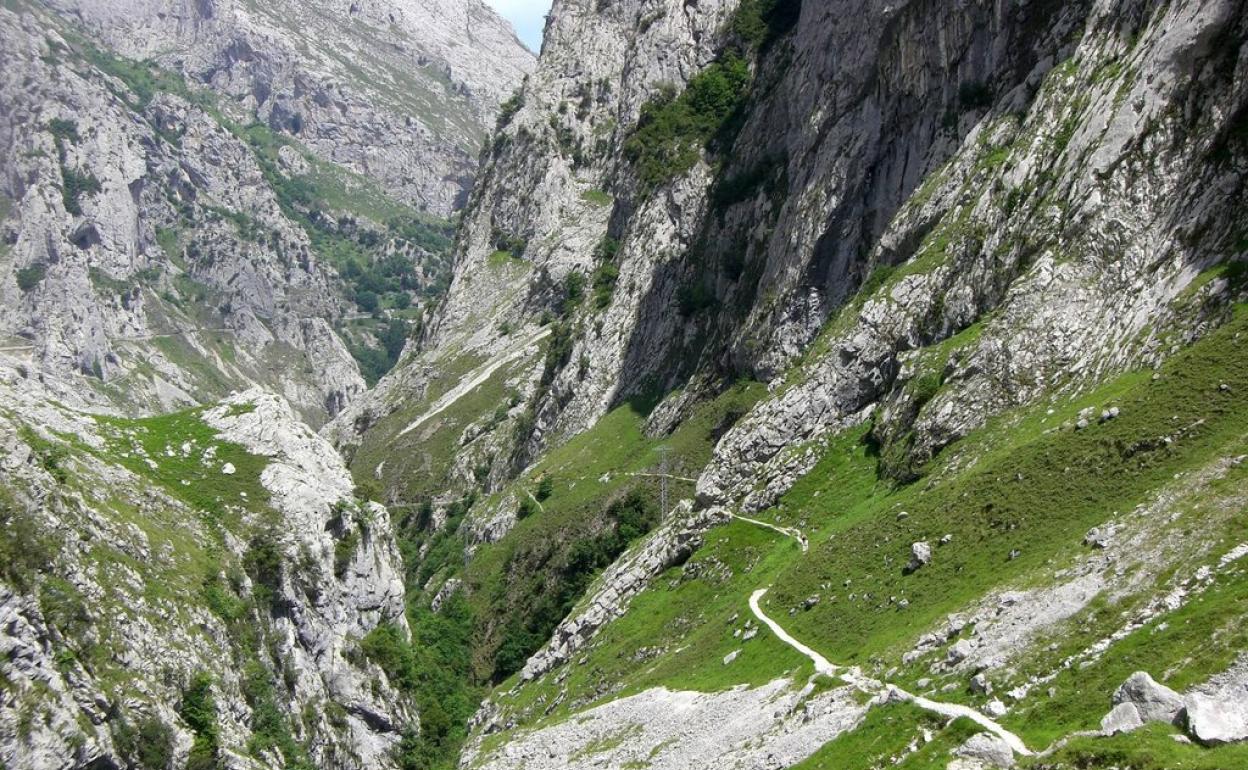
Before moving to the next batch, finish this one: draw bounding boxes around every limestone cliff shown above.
[0,376,415,769]
[328,0,1248,768]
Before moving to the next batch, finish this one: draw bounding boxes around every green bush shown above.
[560,272,586,315]
[47,118,80,145]
[334,527,361,579]
[596,236,621,261]
[535,477,555,502]
[912,371,944,410]
[60,165,102,216]
[15,264,47,292]
[113,714,176,770]
[0,492,53,591]
[241,661,312,768]
[540,322,575,387]
[731,0,803,50]
[180,672,223,770]
[496,89,526,130]
[592,263,620,309]
[677,282,718,316]
[959,81,994,111]
[244,532,284,612]
[623,54,752,193]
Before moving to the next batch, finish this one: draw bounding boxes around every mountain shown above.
[40,0,536,215]
[329,0,1248,768]
[0,0,532,426]
[4,0,1248,769]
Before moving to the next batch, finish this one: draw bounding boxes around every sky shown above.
[484,0,552,52]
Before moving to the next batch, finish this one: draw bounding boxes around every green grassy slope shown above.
[477,301,1248,766]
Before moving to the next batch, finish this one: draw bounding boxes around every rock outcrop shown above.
[0,371,415,769]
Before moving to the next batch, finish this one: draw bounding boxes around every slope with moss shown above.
[0,382,415,769]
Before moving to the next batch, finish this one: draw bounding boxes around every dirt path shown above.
[749,587,1034,757]
[398,328,551,439]
[730,513,809,551]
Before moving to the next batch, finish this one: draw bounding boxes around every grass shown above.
[349,349,497,504]
[758,305,1246,671]
[94,407,271,518]
[580,189,614,208]
[476,302,1248,767]
[790,703,979,770]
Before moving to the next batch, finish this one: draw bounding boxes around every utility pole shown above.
[657,446,670,515]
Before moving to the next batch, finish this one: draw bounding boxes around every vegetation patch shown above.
[623,54,752,193]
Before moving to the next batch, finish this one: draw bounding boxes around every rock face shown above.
[342,0,1247,518]
[1112,671,1186,726]
[41,0,536,214]
[0,372,415,769]
[1185,693,1248,746]
[314,1,1248,767]
[0,0,532,425]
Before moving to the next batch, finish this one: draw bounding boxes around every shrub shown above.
[244,532,284,611]
[561,272,586,315]
[113,714,175,770]
[0,493,53,591]
[334,527,361,579]
[47,118,80,145]
[912,371,944,410]
[535,476,555,502]
[623,54,752,193]
[596,236,621,261]
[959,81,994,111]
[731,0,803,50]
[60,166,102,216]
[180,672,222,770]
[496,88,525,130]
[16,264,47,292]
[355,289,379,314]
[592,263,620,309]
[677,282,718,316]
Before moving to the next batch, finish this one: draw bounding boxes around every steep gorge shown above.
[3,0,1248,769]
[334,0,1248,768]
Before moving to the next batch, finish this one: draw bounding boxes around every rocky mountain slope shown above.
[0,0,531,426]
[4,0,1248,768]
[0,373,415,769]
[41,0,536,215]
[327,0,1248,768]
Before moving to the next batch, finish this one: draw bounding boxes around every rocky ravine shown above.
[0,369,415,769]
[326,0,1247,767]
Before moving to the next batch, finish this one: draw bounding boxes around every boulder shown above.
[907,541,932,573]
[970,673,992,695]
[1100,702,1144,735]
[1084,525,1114,549]
[1112,672,1185,725]
[1185,693,1248,745]
[954,732,1016,768]
[948,639,976,665]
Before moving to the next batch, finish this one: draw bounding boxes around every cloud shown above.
[483,0,552,51]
